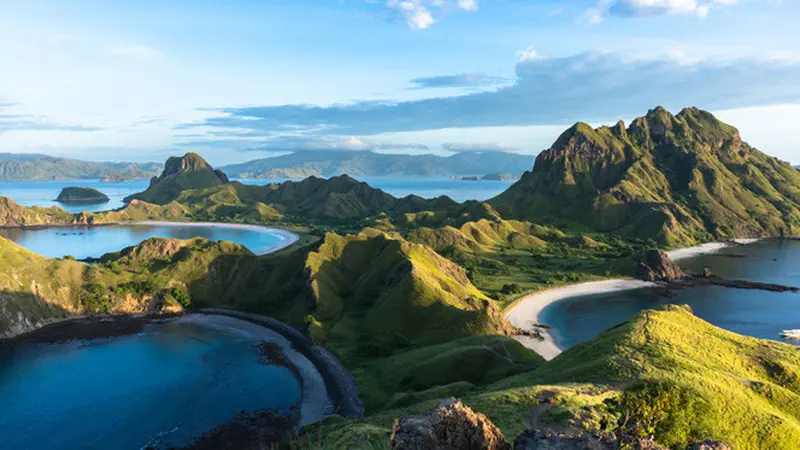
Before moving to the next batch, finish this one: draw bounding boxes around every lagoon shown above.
[0,318,306,450]
[0,222,296,259]
[542,240,800,349]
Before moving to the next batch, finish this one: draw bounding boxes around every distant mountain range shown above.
[0,153,162,182]
[219,150,534,179]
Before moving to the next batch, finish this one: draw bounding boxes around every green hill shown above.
[491,107,800,246]
[55,187,109,204]
[124,152,230,205]
[301,305,800,449]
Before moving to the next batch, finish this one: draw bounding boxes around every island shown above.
[55,187,110,204]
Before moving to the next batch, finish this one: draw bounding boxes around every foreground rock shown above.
[391,398,507,450]
[632,250,685,282]
[691,441,731,450]
[56,186,110,204]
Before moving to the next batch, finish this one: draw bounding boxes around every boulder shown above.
[390,398,507,450]
[691,440,731,450]
[632,250,685,282]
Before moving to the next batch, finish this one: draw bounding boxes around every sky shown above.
[1,0,799,165]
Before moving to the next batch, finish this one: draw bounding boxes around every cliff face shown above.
[491,107,800,246]
[125,153,230,205]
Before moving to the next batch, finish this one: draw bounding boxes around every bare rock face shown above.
[512,431,617,450]
[691,440,731,450]
[390,398,508,450]
[632,250,685,282]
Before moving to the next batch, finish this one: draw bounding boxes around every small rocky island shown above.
[55,187,110,204]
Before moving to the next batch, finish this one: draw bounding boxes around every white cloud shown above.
[590,0,741,21]
[385,0,478,29]
[517,46,543,62]
[457,0,478,12]
[109,45,162,61]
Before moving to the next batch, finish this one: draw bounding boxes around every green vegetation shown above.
[298,306,800,450]
[491,107,800,246]
[2,108,800,448]
[124,152,230,205]
[55,187,110,204]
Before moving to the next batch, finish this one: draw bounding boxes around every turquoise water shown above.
[0,321,301,450]
[0,176,514,214]
[0,223,290,259]
[542,240,800,349]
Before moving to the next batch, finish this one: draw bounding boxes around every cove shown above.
[541,240,800,349]
[0,222,298,259]
[0,315,325,450]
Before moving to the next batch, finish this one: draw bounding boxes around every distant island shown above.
[55,187,110,204]
[219,150,533,179]
[0,153,161,181]
[453,172,522,182]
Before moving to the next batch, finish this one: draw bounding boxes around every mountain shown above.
[491,107,800,246]
[124,152,230,205]
[220,150,534,179]
[0,153,161,181]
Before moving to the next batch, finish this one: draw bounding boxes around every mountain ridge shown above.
[491,106,800,246]
[0,153,161,181]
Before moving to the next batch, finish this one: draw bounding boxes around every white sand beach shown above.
[667,238,762,261]
[176,314,332,426]
[505,279,656,360]
[124,221,300,255]
[507,238,765,360]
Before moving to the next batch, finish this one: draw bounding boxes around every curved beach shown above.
[507,239,764,360]
[176,314,332,426]
[124,221,300,255]
[505,280,656,360]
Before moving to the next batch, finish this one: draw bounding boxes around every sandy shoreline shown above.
[176,314,332,426]
[507,238,764,360]
[505,280,656,360]
[121,221,300,255]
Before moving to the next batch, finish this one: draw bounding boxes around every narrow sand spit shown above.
[175,314,331,426]
[123,221,300,255]
[505,280,656,360]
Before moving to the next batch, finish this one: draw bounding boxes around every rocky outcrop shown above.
[633,250,685,282]
[125,153,230,205]
[691,440,731,450]
[390,398,507,450]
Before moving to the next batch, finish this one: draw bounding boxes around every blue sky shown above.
[1,0,799,165]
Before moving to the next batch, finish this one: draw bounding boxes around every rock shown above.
[513,430,617,450]
[691,440,731,450]
[391,398,508,450]
[632,250,685,282]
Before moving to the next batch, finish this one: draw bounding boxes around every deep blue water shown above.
[0,321,301,450]
[542,240,800,348]
[0,176,514,214]
[0,223,290,259]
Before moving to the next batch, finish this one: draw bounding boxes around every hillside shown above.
[491,107,800,246]
[220,150,533,179]
[124,152,230,205]
[0,153,160,181]
[303,305,800,449]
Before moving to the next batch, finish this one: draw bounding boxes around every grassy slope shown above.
[299,306,800,450]
[491,107,800,246]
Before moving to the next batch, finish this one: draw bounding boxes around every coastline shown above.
[506,238,764,360]
[505,279,656,360]
[122,221,300,255]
